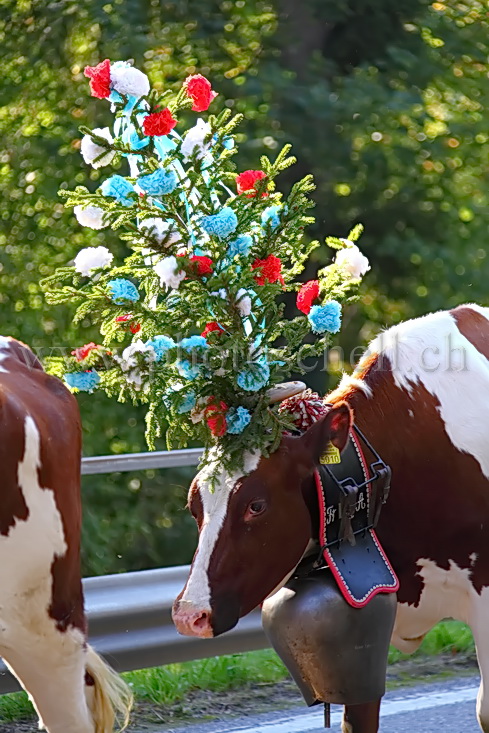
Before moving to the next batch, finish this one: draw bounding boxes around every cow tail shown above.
[85,645,133,732]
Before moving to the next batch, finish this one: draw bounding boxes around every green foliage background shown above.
[1,0,487,575]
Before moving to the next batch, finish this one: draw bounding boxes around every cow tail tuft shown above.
[85,644,133,732]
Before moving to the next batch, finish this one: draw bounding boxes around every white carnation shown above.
[125,371,144,389]
[335,243,370,280]
[74,204,107,230]
[153,256,186,290]
[181,119,212,161]
[236,288,252,317]
[140,220,181,266]
[115,340,156,391]
[74,246,113,277]
[119,340,156,370]
[141,248,159,267]
[190,401,207,424]
[140,218,181,246]
[80,127,115,169]
[110,63,150,98]
[211,288,227,300]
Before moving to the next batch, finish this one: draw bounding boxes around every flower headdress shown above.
[43,59,370,477]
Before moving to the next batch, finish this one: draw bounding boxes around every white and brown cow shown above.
[173,304,489,733]
[0,338,131,733]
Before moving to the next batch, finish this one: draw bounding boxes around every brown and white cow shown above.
[0,338,131,733]
[173,304,489,733]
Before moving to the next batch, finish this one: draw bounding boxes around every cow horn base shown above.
[261,569,397,707]
[267,381,307,404]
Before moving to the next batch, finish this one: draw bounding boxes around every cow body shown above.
[173,304,489,732]
[331,305,489,663]
[0,338,131,733]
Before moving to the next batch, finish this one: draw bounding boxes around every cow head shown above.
[172,402,352,637]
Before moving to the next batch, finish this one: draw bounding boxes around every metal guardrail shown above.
[0,449,269,695]
[81,447,204,475]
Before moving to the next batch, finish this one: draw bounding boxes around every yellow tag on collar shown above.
[320,442,341,465]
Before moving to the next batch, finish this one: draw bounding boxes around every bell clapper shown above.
[324,702,331,728]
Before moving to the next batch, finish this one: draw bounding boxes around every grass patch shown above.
[0,690,34,722]
[126,649,287,705]
[387,620,475,664]
[0,620,477,720]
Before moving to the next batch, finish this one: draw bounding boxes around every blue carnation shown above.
[201,207,238,239]
[261,205,287,229]
[100,175,134,206]
[108,278,140,305]
[226,406,251,434]
[308,301,342,334]
[228,234,252,259]
[176,391,197,414]
[176,359,202,380]
[261,205,283,231]
[145,335,175,361]
[65,370,100,393]
[179,336,209,352]
[237,360,270,392]
[137,168,178,196]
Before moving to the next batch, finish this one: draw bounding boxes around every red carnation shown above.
[236,170,267,198]
[84,59,111,99]
[115,314,140,333]
[189,255,213,277]
[184,74,218,112]
[205,399,228,437]
[252,255,284,286]
[72,342,98,362]
[201,321,224,338]
[296,280,320,314]
[143,108,178,137]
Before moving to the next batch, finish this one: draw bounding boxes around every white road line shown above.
[226,684,479,733]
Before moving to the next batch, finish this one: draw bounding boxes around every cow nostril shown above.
[192,611,210,631]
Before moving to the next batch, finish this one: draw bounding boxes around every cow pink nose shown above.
[172,606,214,638]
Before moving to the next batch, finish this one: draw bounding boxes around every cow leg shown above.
[341,699,381,733]
[470,595,489,733]
[1,628,94,733]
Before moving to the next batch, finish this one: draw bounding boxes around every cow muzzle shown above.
[172,600,214,638]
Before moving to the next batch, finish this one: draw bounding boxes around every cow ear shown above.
[295,402,353,471]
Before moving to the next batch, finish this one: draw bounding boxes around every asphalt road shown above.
[165,676,482,733]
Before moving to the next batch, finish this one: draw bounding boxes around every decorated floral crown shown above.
[42,59,370,476]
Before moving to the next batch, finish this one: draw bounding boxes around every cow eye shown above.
[246,499,267,518]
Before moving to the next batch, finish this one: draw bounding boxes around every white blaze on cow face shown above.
[370,306,489,479]
[179,451,261,612]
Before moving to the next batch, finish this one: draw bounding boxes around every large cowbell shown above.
[261,569,397,707]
